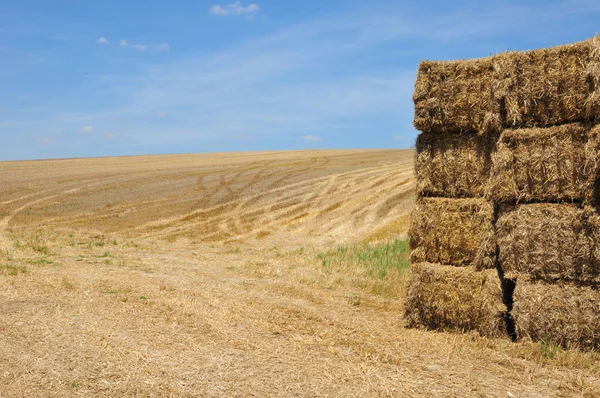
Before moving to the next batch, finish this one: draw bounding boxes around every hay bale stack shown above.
[405,263,507,338]
[414,36,600,135]
[409,197,496,269]
[407,36,600,350]
[487,124,600,203]
[513,281,600,350]
[416,132,497,197]
[496,204,600,283]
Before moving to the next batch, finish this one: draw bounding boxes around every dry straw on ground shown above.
[415,131,497,198]
[513,280,600,350]
[487,123,600,203]
[405,263,506,338]
[409,197,496,269]
[414,36,600,134]
[496,203,600,283]
[3,151,600,396]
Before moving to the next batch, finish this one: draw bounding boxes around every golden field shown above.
[0,149,599,397]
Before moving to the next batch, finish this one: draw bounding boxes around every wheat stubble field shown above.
[0,149,599,397]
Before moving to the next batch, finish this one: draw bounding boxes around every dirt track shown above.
[1,150,599,397]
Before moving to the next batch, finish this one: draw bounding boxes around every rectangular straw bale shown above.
[405,263,506,338]
[414,36,600,134]
[513,281,600,350]
[497,203,600,283]
[416,131,497,198]
[410,197,496,269]
[413,57,503,134]
[487,124,600,203]
[512,40,600,128]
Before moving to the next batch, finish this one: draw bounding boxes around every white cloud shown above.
[81,125,93,133]
[210,2,260,16]
[156,112,166,118]
[96,37,108,44]
[119,39,128,47]
[301,135,323,142]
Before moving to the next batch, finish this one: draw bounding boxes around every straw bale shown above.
[513,280,600,350]
[487,124,600,203]
[413,58,503,134]
[416,131,497,198]
[496,203,600,283]
[414,36,600,134]
[409,197,496,269]
[405,263,506,338]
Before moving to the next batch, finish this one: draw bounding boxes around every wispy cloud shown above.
[80,125,93,133]
[210,2,260,16]
[120,40,170,51]
[35,138,57,145]
[5,0,600,160]
[301,135,323,142]
[154,43,170,51]
[96,37,108,44]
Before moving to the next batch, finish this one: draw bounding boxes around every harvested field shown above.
[487,124,600,203]
[414,36,600,134]
[513,280,600,351]
[405,263,506,338]
[496,203,600,283]
[415,131,497,198]
[1,150,600,397]
[409,197,496,269]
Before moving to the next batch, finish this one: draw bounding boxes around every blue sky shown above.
[1,0,600,160]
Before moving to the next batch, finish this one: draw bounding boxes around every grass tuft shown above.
[540,339,564,359]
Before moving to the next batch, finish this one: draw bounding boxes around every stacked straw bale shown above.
[405,263,506,337]
[512,281,600,350]
[409,197,496,269]
[487,124,600,203]
[416,132,497,197]
[407,36,600,350]
[413,36,600,134]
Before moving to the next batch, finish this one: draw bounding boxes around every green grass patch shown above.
[539,339,564,359]
[0,264,28,276]
[25,236,52,255]
[27,258,58,266]
[317,238,410,278]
